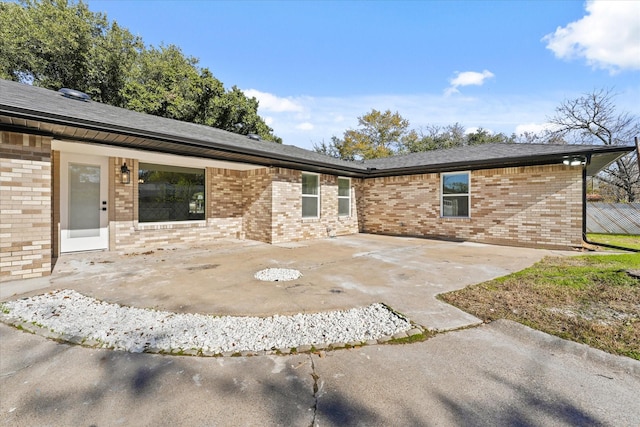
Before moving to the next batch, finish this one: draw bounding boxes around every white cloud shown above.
[445,70,495,95]
[296,122,314,131]
[242,89,304,112]
[464,127,495,135]
[543,0,640,72]
[514,122,559,135]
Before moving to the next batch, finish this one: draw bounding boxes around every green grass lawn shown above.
[439,253,640,360]
[587,233,640,251]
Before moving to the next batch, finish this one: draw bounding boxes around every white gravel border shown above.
[0,289,415,355]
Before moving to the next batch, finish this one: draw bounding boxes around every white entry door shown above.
[60,153,109,253]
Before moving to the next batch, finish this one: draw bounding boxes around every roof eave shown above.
[364,146,635,178]
[2,102,634,179]
[0,105,368,176]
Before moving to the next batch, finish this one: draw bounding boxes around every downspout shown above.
[581,159,639,253]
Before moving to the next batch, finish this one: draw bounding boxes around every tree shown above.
[314,115,518,160]
[402,123,467,153]
[90,21,143,106]
[208,86,282,143]
[324,109,413,160]
[313,137,343,158]
[122,44,204,120]
[0,0,281,143]
[0,0,110,89]
[465,128,514,145]
[549,88,639,202]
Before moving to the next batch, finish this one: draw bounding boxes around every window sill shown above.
[440,216,471,221]
[136,220,207,230]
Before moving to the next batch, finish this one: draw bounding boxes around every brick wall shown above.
[270,170,361,244]
[0,131,52,282]
[2,130,587,284]
[362,165,583,249]
[243,168,273,242]
[210,168,244,219]
[111,162,244,251]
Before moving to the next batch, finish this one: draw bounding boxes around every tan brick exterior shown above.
[109,160,245,251]
[241,168,360,244]
[0,132,52,282]
[243,168,273,242]
[1,129,587,283]
[361,165,583,249]
[270,171,361,243]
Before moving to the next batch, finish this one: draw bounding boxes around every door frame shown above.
[60,152,110,253]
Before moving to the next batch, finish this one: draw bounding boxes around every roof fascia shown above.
[364,146,634,178]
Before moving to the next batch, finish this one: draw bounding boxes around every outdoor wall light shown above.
[120,162,131,184]
[563,157,586,167]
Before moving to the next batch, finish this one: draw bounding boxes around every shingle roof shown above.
[0,79,367,175]
[362,142,634,176]
[0,79,634,177]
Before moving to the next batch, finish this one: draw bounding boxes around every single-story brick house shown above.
[0,79,634,282]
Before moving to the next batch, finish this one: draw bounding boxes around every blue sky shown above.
[89,0,640,150]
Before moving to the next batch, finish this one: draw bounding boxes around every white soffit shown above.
[52,139,265,171]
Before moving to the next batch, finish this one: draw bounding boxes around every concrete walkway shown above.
[2,235,639,425]
[1,320,638,426]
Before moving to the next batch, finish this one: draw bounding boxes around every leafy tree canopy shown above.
[315,111,515,161]
[0,0,281,143]
[333,109,413,160]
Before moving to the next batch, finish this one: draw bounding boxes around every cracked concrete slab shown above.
[2,320,638,426]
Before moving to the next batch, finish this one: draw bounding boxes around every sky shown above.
[89,0,640,150]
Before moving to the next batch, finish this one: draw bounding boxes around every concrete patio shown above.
[1,234,577,331]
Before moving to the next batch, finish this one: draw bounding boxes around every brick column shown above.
[0,131,52,282]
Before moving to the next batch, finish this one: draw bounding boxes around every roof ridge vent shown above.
[247,133,261,141]
[58,88,91,102]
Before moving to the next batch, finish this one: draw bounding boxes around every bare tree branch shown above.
[549,88,639,202]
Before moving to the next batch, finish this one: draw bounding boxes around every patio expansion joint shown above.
[309,354,320,427]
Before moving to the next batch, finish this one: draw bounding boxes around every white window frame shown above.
[302,172,320,218]
[441,171,471,218]
[337,177,351,217]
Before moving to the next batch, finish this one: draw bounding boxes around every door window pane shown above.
[69,164,100,237]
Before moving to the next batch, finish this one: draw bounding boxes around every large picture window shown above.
[441,172,470,218]
[338,177,351,216]
[138,163,205,222]
[302,173,319,218]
